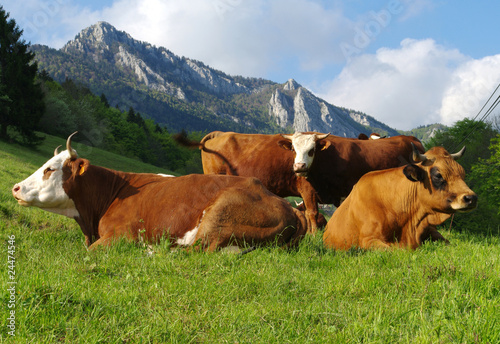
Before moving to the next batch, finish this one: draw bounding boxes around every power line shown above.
[452,83,500,151]
[470,83,500,122]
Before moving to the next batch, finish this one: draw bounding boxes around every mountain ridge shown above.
[32,21,400,137]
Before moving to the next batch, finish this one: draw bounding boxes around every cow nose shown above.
[12,184,20,195]
[294,163,307,172]
[463,194,478,207]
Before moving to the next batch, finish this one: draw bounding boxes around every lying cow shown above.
[12,133,307,250]
[176,131,424,234]
[323,144,477,250]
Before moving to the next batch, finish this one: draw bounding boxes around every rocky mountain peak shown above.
[33,21,401,136]
[63,21,126,54]
[283,78,300,91]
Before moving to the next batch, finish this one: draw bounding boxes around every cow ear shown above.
[278,140,293,151]
[72,159,90,177]
[318,140,331,151]
[403,164,425,182]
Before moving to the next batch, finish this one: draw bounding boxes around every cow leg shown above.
[86,224,137,250]
[360,237,391,250]
[87,235,115,250]
[358,221,392,249]
[421,226,450,245]
[296,177,320,234]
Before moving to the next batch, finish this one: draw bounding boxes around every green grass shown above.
[1,135,499,343]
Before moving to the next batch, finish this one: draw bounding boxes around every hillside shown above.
[32,21,399,137]
[0,132,173,175]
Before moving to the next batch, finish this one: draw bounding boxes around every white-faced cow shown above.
[12,133,307,250]
[176,131,424,234]
[323,144,477,250]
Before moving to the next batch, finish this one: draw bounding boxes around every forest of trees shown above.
[427,118,500,232]
[0,6,44,144]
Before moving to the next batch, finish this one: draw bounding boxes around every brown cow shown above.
[323,144,477,250]
[177,131,424,234]
[12,133,307,250]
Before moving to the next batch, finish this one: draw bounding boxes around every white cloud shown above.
[318,38,500,130]
[99,0,355,78]
[5,0,357,78]
[440,55,500,125]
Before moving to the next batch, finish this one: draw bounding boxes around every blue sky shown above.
[3,0,500,130]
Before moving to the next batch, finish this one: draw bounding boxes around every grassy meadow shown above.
[1,134,499,343]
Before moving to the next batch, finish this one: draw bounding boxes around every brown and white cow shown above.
[12,133,307,250]
[177,131,424,233]
[323,144,477,250]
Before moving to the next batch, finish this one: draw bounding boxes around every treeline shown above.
[38,76,203,174]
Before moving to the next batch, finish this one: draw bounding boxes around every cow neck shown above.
[64,163,132,245]
[401,183,451,246]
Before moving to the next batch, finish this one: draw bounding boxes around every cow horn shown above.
[411,142,427,163]
[316,133,330,140]
[54,145,61,156]
[66,131,78,159]
[450,146,466,160]
[280,134,294,140]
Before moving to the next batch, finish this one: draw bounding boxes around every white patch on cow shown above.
[13,150,79,218]
[176,210,205,246]
[370,134,381,140]
[157,173,175,177]
[290,133,318,171]
[41,201,80,218]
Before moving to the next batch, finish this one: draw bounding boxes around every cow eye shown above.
[308,148,315,157]
[431,168,446,190]
[43,167,55,176]
[42,167,56,181]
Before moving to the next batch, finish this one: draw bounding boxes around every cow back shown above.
[201,132,298,197]
[307,135,423,205]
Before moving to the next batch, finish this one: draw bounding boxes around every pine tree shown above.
[100,93,110,108]
[0,6,44,143]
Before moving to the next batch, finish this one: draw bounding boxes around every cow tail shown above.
[174,131,224,152]
[173,132,204,150]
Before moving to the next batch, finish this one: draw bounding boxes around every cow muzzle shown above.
[12,184,29,206]
[293,163,309,177]
[459,193,478,211]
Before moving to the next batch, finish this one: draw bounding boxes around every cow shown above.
[323,144,478,250]
[176,131,424,233]
[12,133,307,251]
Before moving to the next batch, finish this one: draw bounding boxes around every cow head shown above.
[278,132,331,176]
[12,132,80,217]
[403,144,477,213]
